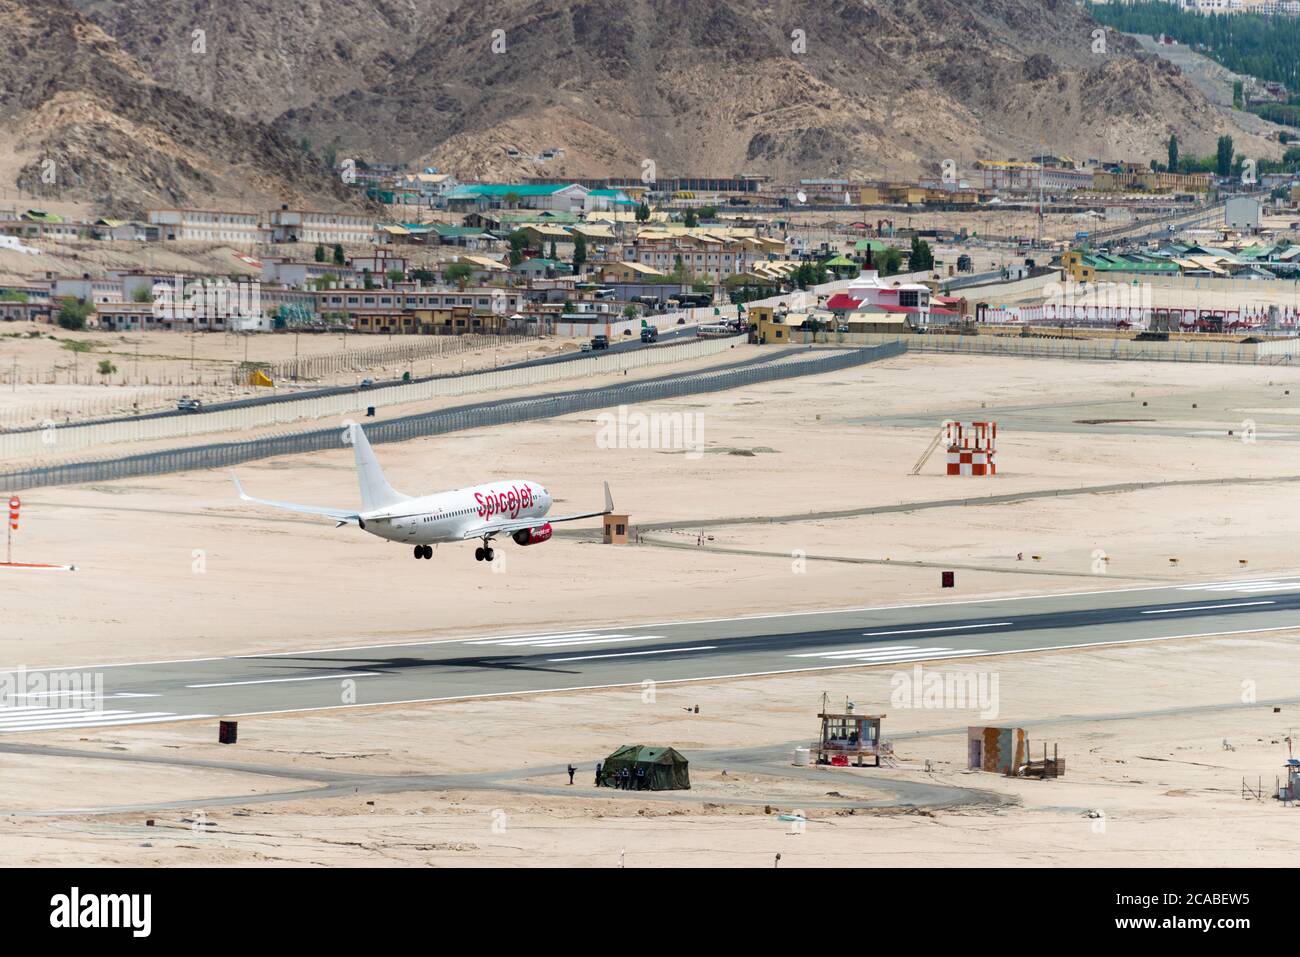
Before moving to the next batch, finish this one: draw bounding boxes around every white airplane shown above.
[232,423,613,562]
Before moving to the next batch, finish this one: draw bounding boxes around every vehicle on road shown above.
[359,378,375,389]
[176,396,202,413]
[234,424,614,564]
[580,341,592,352]
[640,325,658,343]
[590,334,609,350]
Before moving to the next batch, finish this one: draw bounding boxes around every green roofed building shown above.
[445,182,590,212]
[599,745,690,791]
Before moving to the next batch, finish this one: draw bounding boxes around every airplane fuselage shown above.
[360,479,553,545]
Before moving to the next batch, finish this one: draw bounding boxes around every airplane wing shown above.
[462,482,614,540]
[231,472,361,526]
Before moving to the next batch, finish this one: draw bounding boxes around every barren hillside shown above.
[0,0,367,215]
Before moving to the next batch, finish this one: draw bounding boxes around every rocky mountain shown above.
[0,0,363,215]
[49,0,1287,194]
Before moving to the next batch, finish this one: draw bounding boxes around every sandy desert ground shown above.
[2,350,1299,866]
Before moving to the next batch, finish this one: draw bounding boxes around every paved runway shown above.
[3,575,1299,733]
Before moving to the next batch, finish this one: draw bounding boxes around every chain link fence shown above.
[0,343,904,492]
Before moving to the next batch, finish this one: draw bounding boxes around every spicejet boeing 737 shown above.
[232,423,613,563]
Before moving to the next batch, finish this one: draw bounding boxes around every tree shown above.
[502,191,521,209]
[411,268,436,283]
[635,201,651,223]
[444,262,474,287]
[572,232,587,273]
[699,205,717,220]
[622,304,638,319]
[314,244,326,263]
[692,275,713,293]
[332,243,346,266]
[1233,80,1244,110]
[683,208,698,228]
[1217,135,1235,177]
[549,240,557,260]
[507,230,528,266]
[1168,133,1179,173]
[97,359,117,377]
[131,286,153,303]
[909,236,935,272]
[362,268,375,290]
[57,299,92,330]
[387,269,405,285]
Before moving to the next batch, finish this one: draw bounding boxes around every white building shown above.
[265,207,375,245]
[147,208,261,244]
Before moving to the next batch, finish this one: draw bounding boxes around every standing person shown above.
[595,761,603,787]
[636,766,647,790]
[567,764,576,785]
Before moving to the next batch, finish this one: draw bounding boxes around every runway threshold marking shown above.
[546,646,717,663]
[185,672,381,689]
[0,707,213,733]
[1142,601,1274,615]
[861,621,1012,637]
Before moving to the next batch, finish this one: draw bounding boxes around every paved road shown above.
[2,575,1298,734]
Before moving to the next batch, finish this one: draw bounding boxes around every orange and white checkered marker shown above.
[8,496,18,531]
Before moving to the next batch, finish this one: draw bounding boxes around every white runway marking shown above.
[546,646,717,663]
[1142,601,1274,615]
[465,633,665,649]
[1178,579,1300,594]
[791,646,987,663]
[185,672,380,689]
[861,622,1012,637]
[0,706,211,734]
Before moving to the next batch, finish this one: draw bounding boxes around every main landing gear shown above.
[474,540,495,562]
[412,544,432,560]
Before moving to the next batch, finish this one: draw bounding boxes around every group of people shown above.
[592,761,648,790]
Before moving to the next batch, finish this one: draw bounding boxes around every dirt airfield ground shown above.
[3,350,1300,866]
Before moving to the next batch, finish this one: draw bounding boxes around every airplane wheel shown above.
[474,547,484,562]
[421,545,432,559]
[413,546,422,559]
[484,548,495,562]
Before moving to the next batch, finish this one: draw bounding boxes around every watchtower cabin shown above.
[814,711,890,767]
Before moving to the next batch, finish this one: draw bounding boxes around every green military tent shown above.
[599,745,690,791]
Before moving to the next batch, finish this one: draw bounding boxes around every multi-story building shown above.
[148,208,261,244]
[265,207,375,245]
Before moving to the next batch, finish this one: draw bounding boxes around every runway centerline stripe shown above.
[462,632,597,645]
[185,672,381,689]
[1141,601,1275,615]
[546,646,717,663]
[788,644,919,658]
[822,648,988,663]
[862,622,1012,637]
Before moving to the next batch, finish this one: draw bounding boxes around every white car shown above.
[580,341,592,352]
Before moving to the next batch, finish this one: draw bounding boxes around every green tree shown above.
[362,268,375,290]
[1233,80,1244,110]
[909,237,935,272]
[549,240,557,260]
[314,244,326,263]
[1217,135,1235,177]
[572,232,587,273]
[97,359,116,377]
[444,262,474,287]
[131,285,153,303]
[386,269,405,285]
[57,299,93,330]
[1168,133,1179,173]
[622,304,638,319]
[332,243,346,266]
[683,208,698,228]
[635,201,651,223]
[507,230,528,266]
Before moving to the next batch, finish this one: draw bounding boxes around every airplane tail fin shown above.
[349,423,408,511]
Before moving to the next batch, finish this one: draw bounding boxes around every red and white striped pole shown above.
[7,496,19,565]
